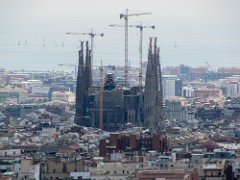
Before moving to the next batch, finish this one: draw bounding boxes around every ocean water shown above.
[0,43,78,72]
[0,38,240,71]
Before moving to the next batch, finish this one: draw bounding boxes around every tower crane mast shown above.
[110,22,155,88]
[129,22,155,88]
[99,61,104,130]
[119,9,152,87]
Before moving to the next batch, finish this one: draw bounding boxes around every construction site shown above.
[71,10,164,132]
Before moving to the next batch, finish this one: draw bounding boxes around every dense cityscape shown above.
[1,37,240,179]
[1,1,240,180]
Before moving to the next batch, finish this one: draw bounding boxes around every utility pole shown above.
[119,9,152,87]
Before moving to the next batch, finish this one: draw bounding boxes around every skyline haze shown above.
[0,0,240,70]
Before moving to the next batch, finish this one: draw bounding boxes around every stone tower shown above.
[75,41,92,127]
[144,37,164,133]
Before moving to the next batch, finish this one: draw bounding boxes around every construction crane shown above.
[66,29,104,71]
[58,63,100,78]
[205,61,216,81]
[99,60,104,130]
[58,63,100,68]
[205,61,215,72]
[58,63,77,67]
[110,22,155,88]
[130,22,155,88]
[118,9,152,87]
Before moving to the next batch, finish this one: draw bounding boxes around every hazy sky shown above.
[0,0,240,70]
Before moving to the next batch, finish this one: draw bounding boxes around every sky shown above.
[0,0,240,70]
